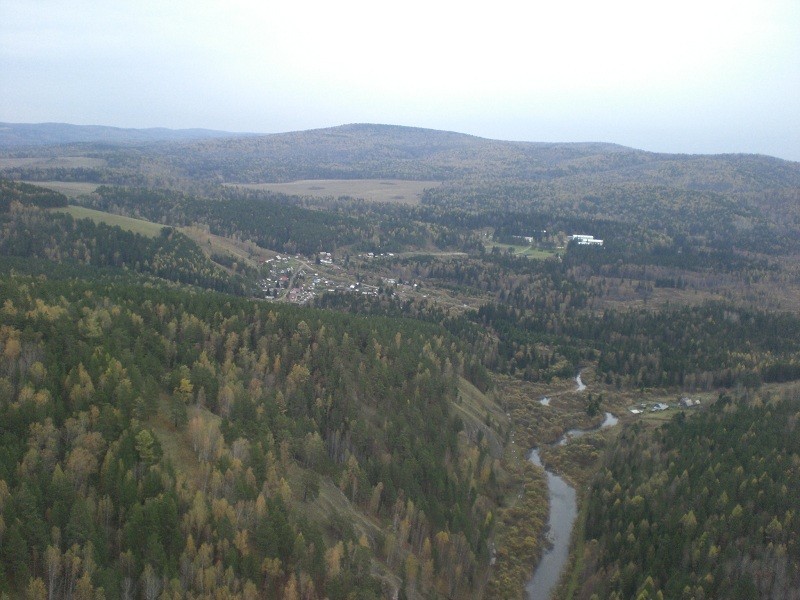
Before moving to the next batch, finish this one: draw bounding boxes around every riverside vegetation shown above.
[1,123,799,599]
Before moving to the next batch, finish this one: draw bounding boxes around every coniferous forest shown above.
[1,123,799,599]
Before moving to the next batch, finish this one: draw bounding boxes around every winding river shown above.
[575,371,587,392]
[525,374,617,600]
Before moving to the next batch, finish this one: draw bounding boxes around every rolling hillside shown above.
[1,124,800,599]
[3,122,798,228]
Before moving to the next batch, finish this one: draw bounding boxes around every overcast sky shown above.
[2,0,798,160]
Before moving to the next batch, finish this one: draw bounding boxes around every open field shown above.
[54,205,164,237]
[229,179,441,204]
[22,180,99,198]
[486,241,558,259]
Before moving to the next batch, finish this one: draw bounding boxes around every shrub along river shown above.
[525,374,618,600]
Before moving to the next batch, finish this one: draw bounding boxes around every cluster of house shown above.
[287,286,315,303]
[630,402,670,415]
[266,254,296,263]
[522,231,547,244]
[569,234,604,246]
[258,266,294,298]
[629,397,701,415]
[256,250,420,306]
[360,252,396,259]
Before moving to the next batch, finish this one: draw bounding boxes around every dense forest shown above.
[1,124,800,599]
[579,389,800,599]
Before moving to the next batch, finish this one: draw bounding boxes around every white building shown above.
[570,234,603,246]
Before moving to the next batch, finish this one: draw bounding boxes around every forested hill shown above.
[120,123,800,190]
[0,259,499,599]
[2,122,797,187]
[146,124,628,182]
[581,388,800,599]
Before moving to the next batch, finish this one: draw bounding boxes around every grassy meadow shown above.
[55,205,164,237]
[485,241,559,259]
[22,180,99,198]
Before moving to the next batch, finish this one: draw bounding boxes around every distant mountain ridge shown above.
[0,121,250,146]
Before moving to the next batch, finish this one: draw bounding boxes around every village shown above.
[253,230,606,307]
[255,250,420,306]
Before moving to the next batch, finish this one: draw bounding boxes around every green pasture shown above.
[55,205,164,237]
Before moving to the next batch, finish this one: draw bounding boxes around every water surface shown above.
[525,449,577,600]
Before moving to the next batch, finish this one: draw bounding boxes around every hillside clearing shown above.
[456,377,508,457]
[181,225,274,268]
[228,179,441,204]
[21,180,99,198]
[54,205,165,237]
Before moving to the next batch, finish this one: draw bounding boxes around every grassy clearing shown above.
[229,179,441,204]
[54,205,164,237]
[285,466,414,597]
[485,241,557,259]
[21,181,99,198]
[149,403,219,484]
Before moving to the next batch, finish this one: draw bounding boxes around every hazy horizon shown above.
[2,0,798,161]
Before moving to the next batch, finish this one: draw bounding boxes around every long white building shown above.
[569,234,603,246]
